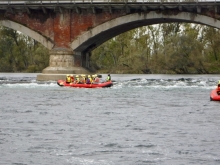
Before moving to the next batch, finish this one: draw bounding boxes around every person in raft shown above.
[93,74,100,84]
[216,80,220,95]
[86,75,92,84]
[106,74,111,82]
[81,75,86,84]
[66,75,71,84]
[75,75,80,84]
[70,75,74,83]
[217,80,220,88]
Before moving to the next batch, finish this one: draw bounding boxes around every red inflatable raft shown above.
[57,80,113,88]
[210,89,220,101]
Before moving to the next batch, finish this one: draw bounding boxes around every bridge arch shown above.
[71,11,220,53]
[0,20,53,50]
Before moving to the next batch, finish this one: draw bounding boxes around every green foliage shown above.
[91,23,220,74]
[0,26,49,72]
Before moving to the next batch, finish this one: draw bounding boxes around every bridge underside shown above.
[73,18,191,53]
[72,12,220,53]
[0,2,220,80]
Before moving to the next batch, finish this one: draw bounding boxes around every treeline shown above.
[0,27,49,72]
[91,23,220,74]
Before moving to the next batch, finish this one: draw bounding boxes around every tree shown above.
[91,23,220,74]
[0,26,49,72]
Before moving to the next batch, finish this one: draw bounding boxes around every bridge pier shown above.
[36,48,91,81]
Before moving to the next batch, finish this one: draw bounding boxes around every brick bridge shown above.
[0,0,220,80]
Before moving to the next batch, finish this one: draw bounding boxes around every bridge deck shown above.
[0,0,220,11]
[0,0,219,5]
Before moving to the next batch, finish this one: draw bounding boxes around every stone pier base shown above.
[37,74,67,81]
[36,48,92,81]
[37,67,92,81]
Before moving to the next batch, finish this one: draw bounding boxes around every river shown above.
[0,73,220,165]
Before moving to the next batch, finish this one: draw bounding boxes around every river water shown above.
[0,73,220,165]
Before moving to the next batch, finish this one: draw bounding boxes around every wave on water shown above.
[113,78,216,89]
[0,76,217,89]
[0,76,57,88]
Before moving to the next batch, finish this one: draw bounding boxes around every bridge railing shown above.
[0,0,219,4]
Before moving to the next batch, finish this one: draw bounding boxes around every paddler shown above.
[70,75,74,83]
[66,75,71,84]
[81,75,86,84]
[86,75,92,84]
[93,74,100,83]
[75,75,80,84]
[217,80,220,88]
[106,74,111,82]
[216,80,220,95]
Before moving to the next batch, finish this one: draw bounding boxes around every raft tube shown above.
[210,89,220,101]
[57,80,113,88]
